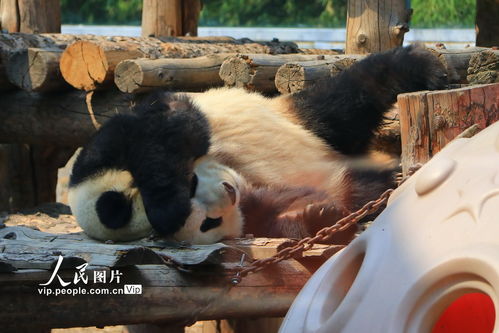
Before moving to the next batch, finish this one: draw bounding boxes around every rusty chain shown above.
[230,167,421,285]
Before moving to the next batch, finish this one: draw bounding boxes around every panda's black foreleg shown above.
[291,45,448,156]
[127,93,212,236]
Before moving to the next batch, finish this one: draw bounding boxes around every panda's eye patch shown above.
[200,216,222,232]
[190,173,198,198]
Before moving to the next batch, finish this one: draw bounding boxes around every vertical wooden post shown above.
[475,0,499,47]
[141,0,183,37]
[0,0,61,33]
[345,0,411,54]
[0,0,66,212]
[182,0,202,36]
[141,0,202,37]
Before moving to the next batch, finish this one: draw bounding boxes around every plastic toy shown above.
[280,121,499,333]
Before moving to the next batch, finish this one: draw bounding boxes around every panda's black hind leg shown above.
[291,45,448,156]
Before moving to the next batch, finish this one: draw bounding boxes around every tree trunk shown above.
[345,0,411,54]
[60,38,298,91]
[399,83,499,175]
[476,0,499,47]
[0,0,60,33]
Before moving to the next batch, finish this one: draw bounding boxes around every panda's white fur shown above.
[172,156,245,244]
[69,45,448,244]
[189,88,350,209]
[69,156,245,244]
[68,169,151,241]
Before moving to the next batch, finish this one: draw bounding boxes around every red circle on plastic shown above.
[432,293,495,333]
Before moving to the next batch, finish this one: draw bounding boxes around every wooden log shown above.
[0,90,134,146]
[476,0,499,48]
[114,54,231,93]
[60,38,298,91]
[428,47,488,83]
[0,227,313,331]
[0,0,60,33]
[467,49,499,85]
[399,83,499,175]
[345,0,411,54]
[1,261,309,331]
[142,0,182,37]
[219,54,342,93]
[5,47,70,92]
[274,55,365,94]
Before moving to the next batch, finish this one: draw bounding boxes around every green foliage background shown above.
[60,0,476,28]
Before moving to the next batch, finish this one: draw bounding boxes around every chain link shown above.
[231,166,421,284]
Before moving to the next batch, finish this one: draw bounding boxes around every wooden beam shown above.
[0,90,133,145]
[0,226,315,331]
[399,83,499,175]
[345,0,411,54]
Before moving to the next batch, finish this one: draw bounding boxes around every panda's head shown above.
[172,156,246,244]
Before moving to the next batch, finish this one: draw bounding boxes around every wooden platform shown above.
[0,217,341,332]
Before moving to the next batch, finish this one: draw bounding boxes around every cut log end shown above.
[219,56,252,88]
[114,60,144,94]
[275,64,306,94]
[60,41,109,91]
[6,48,67,92]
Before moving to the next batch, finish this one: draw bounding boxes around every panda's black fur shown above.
[292,45,446,155]
[70,94,211,236]
[69,45,447,243]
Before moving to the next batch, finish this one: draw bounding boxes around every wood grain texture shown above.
[142,0,182,37]
[399,83,499,174]
[0,226,321,331]
[17,0,60,33]
[219,54,340,93]
[467,49,499,85]
[428,47,488,84]
[345,0,410,54]
[6,47,69,91]
[0,89,134,145]
[114,53,231,93]
[60,38,298,91]
[274,55,364,94]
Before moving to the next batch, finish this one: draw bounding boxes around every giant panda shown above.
[68,45,447,244]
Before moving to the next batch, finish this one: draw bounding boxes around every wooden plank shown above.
[0,260,309,331]
[399,91,432,175]
[399,83,499,174]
